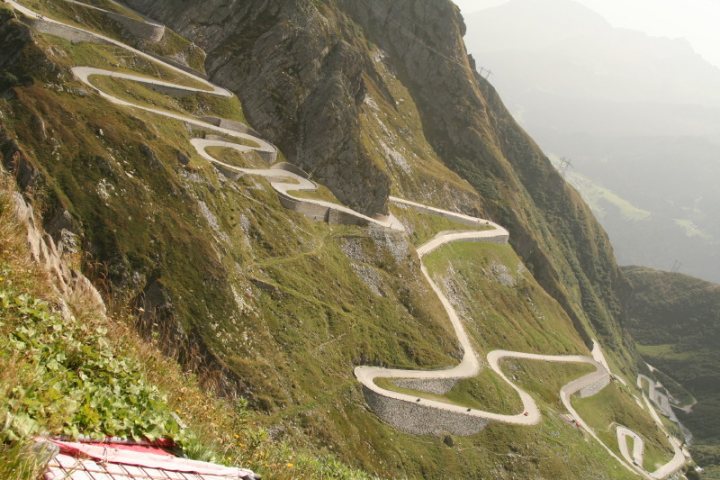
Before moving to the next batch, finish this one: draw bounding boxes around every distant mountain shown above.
[623,266,720,475]
[464,0,720,282]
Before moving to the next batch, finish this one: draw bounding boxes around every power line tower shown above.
[558,157,573,176]
[478,66,493,80]
[670,260,682,273]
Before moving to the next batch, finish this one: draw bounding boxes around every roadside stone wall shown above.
[460,232,509,245]
[29,19,107,44]
[396,201,490,228]
[392,378,458,395]
[273,162,308,178]
[201,117,277,163]
[147,52,207,78]
[202,117,258,136]
[578,372,611,398]
[103,10,165,43]
[363,386,489,436]
[146,82,195,98]
[327,208,369,227]
[277,192,329,222]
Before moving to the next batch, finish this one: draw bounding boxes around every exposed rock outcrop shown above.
[124,0,391,216]
[122,0,635,362]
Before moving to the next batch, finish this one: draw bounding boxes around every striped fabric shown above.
[39,439,259,480]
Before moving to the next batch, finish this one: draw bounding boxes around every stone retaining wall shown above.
[273,162,309,178]
[277,192,329,222]
[392,378,458,395]
[146,82,195,98]
[578,372,611,398]
[394,201,489,228]
[201,117,261,137]
[457,231,509,245]
[363,386,489,436]
[29,19,108,44]
[145,52,207,79]
[103,10,165,43]
[200,117,277,163]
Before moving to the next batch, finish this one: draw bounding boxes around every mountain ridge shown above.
[0,0,693,478]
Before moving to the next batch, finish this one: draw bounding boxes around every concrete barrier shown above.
[363,386,489,436]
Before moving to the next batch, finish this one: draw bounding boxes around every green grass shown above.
[0,271,187,443]
[0,179,381,480]
[204,146,266,168]
[89,75,247,122]
[423,241,588,356]
[561,167,651,222]
[573,383,675,472]
[38,34,208,89]
[390,203,492,247]
[0,9,650,478]
[374,367,523,414]
[287,183,340,203]
[508,360,596,408]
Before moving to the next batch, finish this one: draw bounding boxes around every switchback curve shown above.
[7,1,688,478]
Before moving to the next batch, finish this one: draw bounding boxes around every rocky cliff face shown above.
[124,0,634,365]
[123,0,392,216]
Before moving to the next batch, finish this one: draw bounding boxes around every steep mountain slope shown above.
[0,0,679,478]
[624,266,720,477]
[124,0,636,374]
[463,0,720,283]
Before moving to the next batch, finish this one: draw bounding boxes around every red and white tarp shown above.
[40,438,259,480]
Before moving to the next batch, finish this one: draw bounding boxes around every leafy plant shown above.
[0,270,186,445]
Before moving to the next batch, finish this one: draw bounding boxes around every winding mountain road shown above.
[618,426,645,467]
[7,1,689,478]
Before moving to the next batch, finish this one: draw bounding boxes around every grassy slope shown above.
[0,177,381,480]
[573,383,675,472]
[23,0,206,72]
[0,4,655,478]
[423,242,586,355]
[623,265,720,475]
[561,167,652,222]
[335,2,637,387]
[390,204,492,247]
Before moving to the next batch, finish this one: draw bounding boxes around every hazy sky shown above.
[454,0,720,69]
